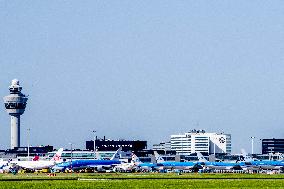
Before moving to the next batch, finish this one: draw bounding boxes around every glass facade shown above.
[262,139,284,154]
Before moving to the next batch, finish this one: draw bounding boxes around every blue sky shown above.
[0,1,283,153]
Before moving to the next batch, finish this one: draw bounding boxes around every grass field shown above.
[0,173,284,188]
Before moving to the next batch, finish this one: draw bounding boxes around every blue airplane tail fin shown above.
[154,151,165,163]
[131,153,141,164]
[110,147,122,161]
[196,152,207,162]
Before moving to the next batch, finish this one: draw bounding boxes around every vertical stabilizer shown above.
[110,147,122,160]
[95,149,102,160]
[51,148,64,162]
[154,151,165,163]
[241,149,253,162]
[131,153,141,164]
[196,152,207,162]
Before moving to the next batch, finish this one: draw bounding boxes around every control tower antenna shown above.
[3,79,28,149]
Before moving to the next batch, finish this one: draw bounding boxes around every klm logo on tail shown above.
[131,153,140,163]
[196,152,207,162]
[154,151,165,163]
[157,156,164,161]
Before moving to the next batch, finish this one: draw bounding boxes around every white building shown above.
[171,129,231,155]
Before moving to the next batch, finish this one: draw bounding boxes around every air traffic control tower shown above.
[3,79,28,149]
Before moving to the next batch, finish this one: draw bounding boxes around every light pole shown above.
[27,128,30,161]
[251,137,255,154]
[213,134,217,156]
[92,130,96,159]
[69,143,73,172]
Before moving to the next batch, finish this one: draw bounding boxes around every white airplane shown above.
[114,153,141,172]
[0,159,9,172]
[10,148,64,170]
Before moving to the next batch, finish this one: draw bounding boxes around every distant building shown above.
[86,137,147,152]
[47,150,130,160]
[170,129,232,155]
[2,145,54,159]
[262,138,284,154]
[152,142,171,151]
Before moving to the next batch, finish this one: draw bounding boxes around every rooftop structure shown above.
[86,136,147,152]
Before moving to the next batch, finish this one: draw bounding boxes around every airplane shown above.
[153,151,202,171]
[0,160,9,170]
[195,152,243,171]
[114,153,141,172]
[237,149,284,171]
[114,152,163,172]
[10,148,64,171]
[245,159,284,170]
[52,147,122,172]
[196,151,280,172]
[132,153,163,172]
[203,161,243,171]
[199,150,283,171]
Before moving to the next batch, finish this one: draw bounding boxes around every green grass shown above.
[1,179,284,189]
[0,173,284,188]
[2,172,283,179]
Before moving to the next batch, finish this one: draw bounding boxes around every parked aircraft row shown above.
[1,148,284,173]
[115,151,284,173]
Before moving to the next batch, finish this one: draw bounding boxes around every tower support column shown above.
[11,115,20,149]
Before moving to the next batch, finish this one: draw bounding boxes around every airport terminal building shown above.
[86,137,147,152]
[262,138,284,154]
[170,130,232,155]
